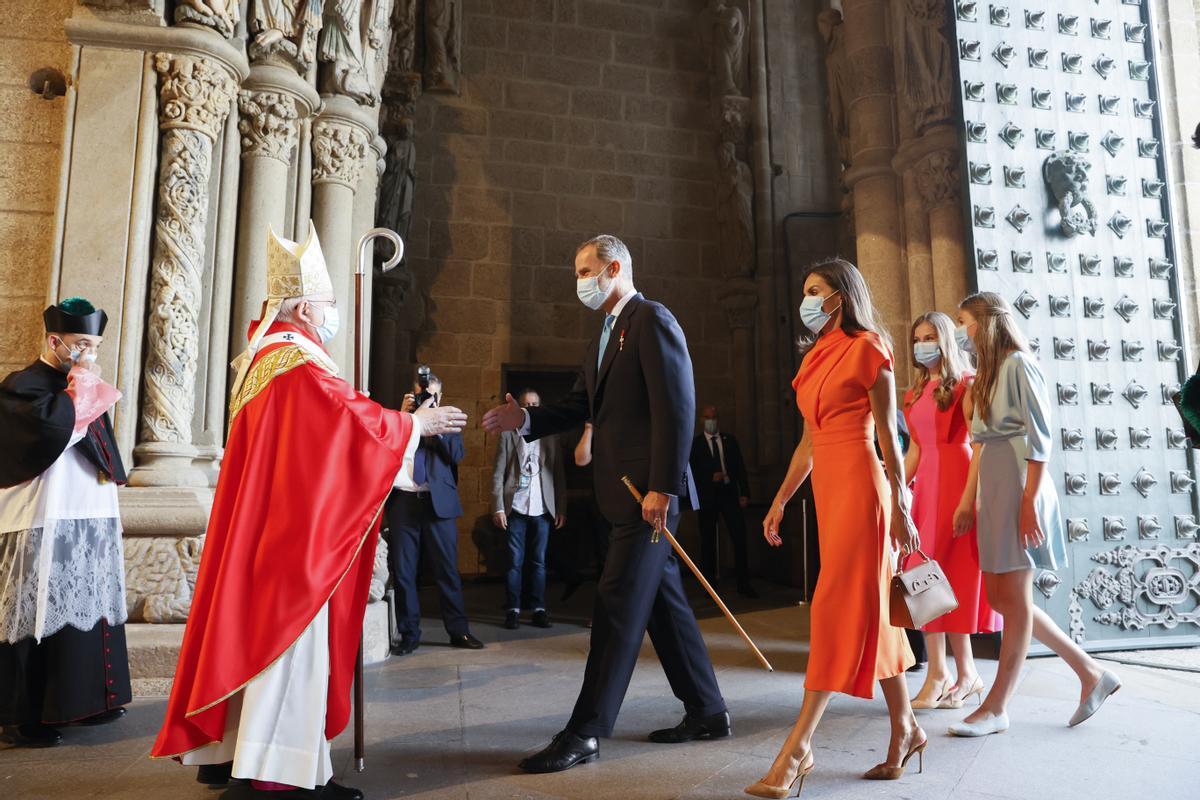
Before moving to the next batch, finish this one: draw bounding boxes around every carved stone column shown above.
[230,65,322,361]
[914,146,968,314]
[311,95,372,371]
[130,53,237,489]
[841,0,908,370]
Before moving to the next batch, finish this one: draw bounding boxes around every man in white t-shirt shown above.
[491,389,566,629]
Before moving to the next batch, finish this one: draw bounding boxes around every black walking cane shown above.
[353,228,404,772]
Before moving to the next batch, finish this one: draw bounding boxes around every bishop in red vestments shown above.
[152,223,467,800]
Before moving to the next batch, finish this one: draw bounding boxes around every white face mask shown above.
[954,324,975,354]
[799,291,839,335]
[576,268,613,311]
[53,339,95,371]
[315,305,340,343]
[913,341,942,367]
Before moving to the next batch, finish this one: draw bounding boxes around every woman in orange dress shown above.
[903,312,1001,710]
[746,259,924,798]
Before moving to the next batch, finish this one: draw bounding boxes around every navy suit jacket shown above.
[417,432,464,520]
[526,293,698,525]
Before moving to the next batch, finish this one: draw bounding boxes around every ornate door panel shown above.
[952,0,1200,649]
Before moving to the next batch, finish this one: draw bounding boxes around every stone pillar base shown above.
[128,442,211,488]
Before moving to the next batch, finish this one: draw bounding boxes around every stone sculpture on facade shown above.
[312,118,370,187]
[319,0,379,104]
[175,0,241,37]
[817,9,851,168]
[124,536,203,623]
[378,113,417,241]
[715,141,755,279]
[896,0,954,134]
[915,149,961,212]
[425,0,462,93]
[1043,151,1099,236]
[237,91,301,162]
[390,0,420,74]
[703,0,747,98]
[248,0,324,72]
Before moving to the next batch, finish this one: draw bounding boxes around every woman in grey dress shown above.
[948,293,1120,737]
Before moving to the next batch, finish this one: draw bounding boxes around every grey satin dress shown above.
[971,351,1068,573]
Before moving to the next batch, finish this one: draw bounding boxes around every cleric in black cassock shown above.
[0,298,131,747]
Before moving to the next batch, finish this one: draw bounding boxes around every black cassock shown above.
[0,360,131,727]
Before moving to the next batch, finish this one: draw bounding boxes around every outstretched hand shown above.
[482,393,525,433]
[414,396,468,436]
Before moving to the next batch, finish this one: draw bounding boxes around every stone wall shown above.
[0,1,74,374]
[402,0,730,572]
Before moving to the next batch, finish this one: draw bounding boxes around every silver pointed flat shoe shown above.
[1068,670,1121,728]
[948,712,1009,737]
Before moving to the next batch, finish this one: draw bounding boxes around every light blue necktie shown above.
[597,314,616,372]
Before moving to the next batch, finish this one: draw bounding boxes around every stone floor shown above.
[2,580,1198,800]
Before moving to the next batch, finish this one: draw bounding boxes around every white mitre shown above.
[229,221,336,399]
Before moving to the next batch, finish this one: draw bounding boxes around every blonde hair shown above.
[907,311,972,411]
[959,292,1031,423]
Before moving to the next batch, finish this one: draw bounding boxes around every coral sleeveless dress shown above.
[903,379,1000,635]
[793,329,914,699]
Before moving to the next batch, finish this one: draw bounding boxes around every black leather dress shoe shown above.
[196,762,233,785]
[518,729,599,773]
[449,633,485,650]
[255,781,364,799]
[503,611,519,630]
[648,711,732,743]
[531,610,552,628]
[77,707,127,726]
[14,723,62,747]
[317,781,364,800]
[391,636,420,656]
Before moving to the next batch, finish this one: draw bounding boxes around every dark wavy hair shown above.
[797,257,892,356]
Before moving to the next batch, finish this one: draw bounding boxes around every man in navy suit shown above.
[385,373,485,655]
[484,234,729,773]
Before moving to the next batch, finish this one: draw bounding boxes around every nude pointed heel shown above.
[745,752,815,798]
[937,676,985,709]
[863,737,927,780]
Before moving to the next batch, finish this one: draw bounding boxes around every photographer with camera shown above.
[384,367,484,655]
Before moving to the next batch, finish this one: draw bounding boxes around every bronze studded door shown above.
[952,0,1200,649]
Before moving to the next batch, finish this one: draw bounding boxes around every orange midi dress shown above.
[793,328,914,699]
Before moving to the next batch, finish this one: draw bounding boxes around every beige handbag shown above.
[890,549,958,629]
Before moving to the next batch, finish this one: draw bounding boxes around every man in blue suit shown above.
[385,373,485,655]
[484,234,729,773]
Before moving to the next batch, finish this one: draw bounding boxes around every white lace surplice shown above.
[0,436,126,643]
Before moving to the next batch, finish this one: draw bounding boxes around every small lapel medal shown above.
[619,329,625,351]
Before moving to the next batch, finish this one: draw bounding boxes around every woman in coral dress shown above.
[746,259,924,798]
[902,312,1000,711]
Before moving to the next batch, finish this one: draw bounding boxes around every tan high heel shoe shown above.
[911,677,952,710]
[745,751,816,798]
[863,733,927,780]
[937,676,985,709]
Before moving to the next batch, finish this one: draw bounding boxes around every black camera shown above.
[414,364,435,408]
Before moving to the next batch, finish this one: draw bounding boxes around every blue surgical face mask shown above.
[315,305,340,343]
[913,341,942,368]
[576,269,613,311]
[954,324,975,354]
[799,291,839,335]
